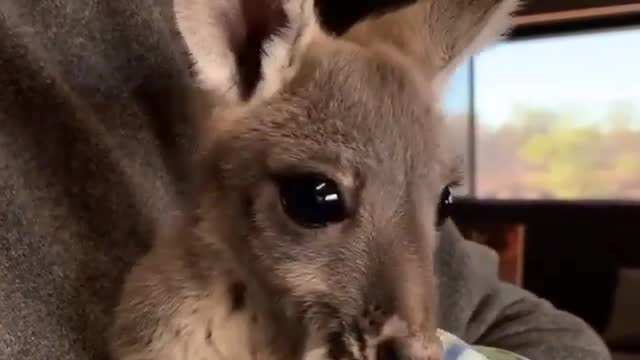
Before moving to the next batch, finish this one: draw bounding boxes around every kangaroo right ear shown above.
[174,0,320,108]
[344,0,523,98]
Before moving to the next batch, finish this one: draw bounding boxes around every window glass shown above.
[473,27,640,199]
[443,61,472,195]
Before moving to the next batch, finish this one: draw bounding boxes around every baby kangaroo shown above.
[109,0,520,359]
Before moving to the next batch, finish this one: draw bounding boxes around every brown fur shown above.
[109,0,520,359]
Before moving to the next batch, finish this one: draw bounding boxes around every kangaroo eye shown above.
[436,186,454,228]
[276,174,347,228]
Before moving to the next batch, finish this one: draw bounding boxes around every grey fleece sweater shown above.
[0,0,611,359]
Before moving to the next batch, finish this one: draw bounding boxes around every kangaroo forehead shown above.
[268,68,439,146]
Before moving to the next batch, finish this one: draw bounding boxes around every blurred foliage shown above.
[472,101,640,199]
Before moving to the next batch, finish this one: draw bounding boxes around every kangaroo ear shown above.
[344,0,522,96]
[174,0,320,107]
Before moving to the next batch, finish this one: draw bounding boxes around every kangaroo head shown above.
[174,0,520,358]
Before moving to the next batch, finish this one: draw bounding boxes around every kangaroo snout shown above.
[313,307,441,360]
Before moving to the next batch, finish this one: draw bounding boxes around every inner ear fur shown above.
[174,0,321,107]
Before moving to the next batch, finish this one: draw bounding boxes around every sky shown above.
[443,26,640,130]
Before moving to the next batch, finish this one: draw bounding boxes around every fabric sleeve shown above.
[436,221,612,360]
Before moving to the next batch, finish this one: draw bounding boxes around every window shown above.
[443,60,472,195]
[444,26,640,200]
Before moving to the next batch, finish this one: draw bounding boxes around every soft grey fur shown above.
[0,0,611,360]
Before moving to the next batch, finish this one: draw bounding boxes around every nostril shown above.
[376,339,408,360]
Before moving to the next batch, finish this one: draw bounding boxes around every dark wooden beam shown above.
[518,0,640,17]
[451,198,640,223]
[316,1,640,35]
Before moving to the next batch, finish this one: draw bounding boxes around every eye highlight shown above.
[436,185,455,228]
[276,173,347,228]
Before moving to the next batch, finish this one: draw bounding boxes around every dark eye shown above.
[276,174,347,228]
[436,186,454,227]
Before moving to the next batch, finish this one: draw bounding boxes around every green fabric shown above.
[439,328,529,360]
[474,346,530,360]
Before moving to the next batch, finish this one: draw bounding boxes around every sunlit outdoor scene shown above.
[444,26,640,200]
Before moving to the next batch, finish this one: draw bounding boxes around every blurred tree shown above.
[519,123,610,198]
[476,103,640,199]
[607,101,637,131]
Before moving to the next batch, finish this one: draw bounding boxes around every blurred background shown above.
[444,6,640,200]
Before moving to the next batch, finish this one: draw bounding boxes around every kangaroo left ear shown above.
[343,0,523,97]
[174,0,322,108]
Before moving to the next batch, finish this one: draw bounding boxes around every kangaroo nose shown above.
[376,338,410,360]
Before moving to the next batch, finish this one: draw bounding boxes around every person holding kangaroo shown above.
[0,0,611,359]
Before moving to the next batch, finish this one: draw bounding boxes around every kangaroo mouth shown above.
[301,306,419,360]
[325,328,367,360]
[303,312,438,360]
[321,326,414,360]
